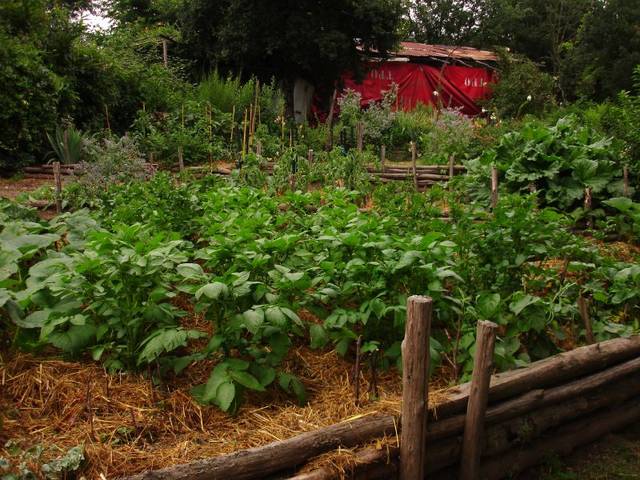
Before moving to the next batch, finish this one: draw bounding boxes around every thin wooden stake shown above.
[53,161,62,214]
[490,165,499,209]
[578,295,595,344]
[230,105,236,144]
[307,149,314,167]
[104,104,111,133]
[381,145,386,172]
[354,335,362,406]
[623,165,630,197]
[207,103,213,166]
[400,295,432,480]
[411,142,418,191]
[241,109,248,161]
[460,320,497,480]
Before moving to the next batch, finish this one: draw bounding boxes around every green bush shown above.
[485,50,556,119]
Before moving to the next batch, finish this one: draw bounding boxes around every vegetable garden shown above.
[2,62,640,480]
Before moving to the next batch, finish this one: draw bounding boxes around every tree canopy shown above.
[178,0,403,84]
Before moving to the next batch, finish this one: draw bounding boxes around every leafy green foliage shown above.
[465,116,624,212]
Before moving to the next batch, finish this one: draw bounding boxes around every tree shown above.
[403,0,483,45]
[562,0,640,100]
[179,0,403,85]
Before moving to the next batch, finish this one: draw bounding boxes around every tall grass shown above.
[197,71,255,114]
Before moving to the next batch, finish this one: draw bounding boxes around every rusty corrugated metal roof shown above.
[396,42,498,62]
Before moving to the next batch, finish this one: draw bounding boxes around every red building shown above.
[341,42,497,116]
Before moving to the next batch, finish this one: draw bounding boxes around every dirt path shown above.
[0,177,53,200]
[526,423,640,479]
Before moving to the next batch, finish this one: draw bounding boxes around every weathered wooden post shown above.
[460,320,497,480]
[400,295,432,480]
[623,165,630,197]
[307,149,314,167]
[53,161,62,214]
[584,187,593,229]
[578,295,595,344]
[490,165,499,209]
[356,122,364,153]
[256,141,263,158]
[411,142,418,191]
[380,145,386,172]
[177,147,184,172]
[162,38,168,68]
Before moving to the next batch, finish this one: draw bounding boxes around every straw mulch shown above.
[0,345,451,479]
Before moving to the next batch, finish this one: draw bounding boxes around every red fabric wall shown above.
[341,62,495,116]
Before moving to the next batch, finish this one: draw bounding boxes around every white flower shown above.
[433,90,439,97]
[481,108,487,113]
[527,95,532,102]
[490,113,497,120]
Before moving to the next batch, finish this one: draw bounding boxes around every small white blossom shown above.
[490,113,497,120]
[527,95,532,102]
[433,90,439,97]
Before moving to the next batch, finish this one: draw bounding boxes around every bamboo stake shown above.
[53,161,62,214]
[252,81,260,136]
[490,165,499,209]
[400,296,432,480]
[207,103,213,167]
[460,320,497,480]
[230,105,236,144]
[241,109,248,161]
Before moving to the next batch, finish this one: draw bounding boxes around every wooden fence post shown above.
[162,38,168,68]
[490,165,499,209]
[623,166,630,197]
[381,145,386,172]
[356,122,364,153]
[53,161,62,214]
[307,149,314,167]
[411,142,418,191]
[584,187,593,229]
[578,295,595,344]
[459,320,497,480]
[400,295,432,480]
[177,147,184,172]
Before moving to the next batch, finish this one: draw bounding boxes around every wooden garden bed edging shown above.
[122,336,640,480]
